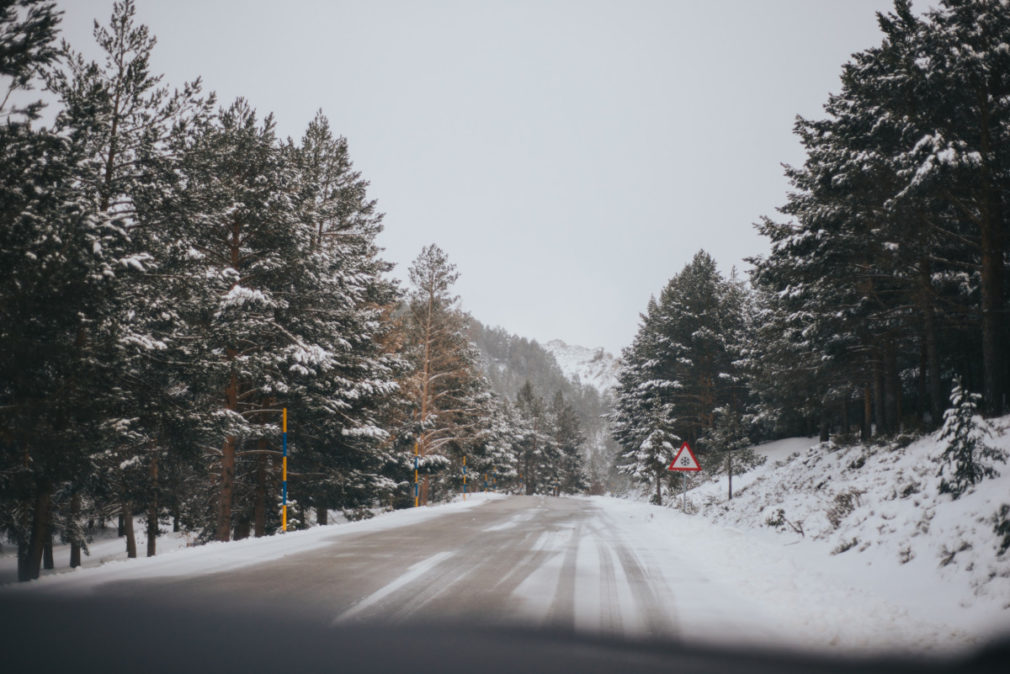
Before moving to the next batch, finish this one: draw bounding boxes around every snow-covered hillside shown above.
[671,422,1010,646]
[544,339,619,394]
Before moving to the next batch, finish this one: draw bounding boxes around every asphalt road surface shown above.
[7,496,1008,673]
[102,495,679,638]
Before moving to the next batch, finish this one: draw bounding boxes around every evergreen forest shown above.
[4,0,1010,583]
[0,1,587,581]
[613,0,1010,502]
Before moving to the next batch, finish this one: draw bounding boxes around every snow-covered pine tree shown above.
[917,0,1010,416]
[470,396,522,494]
[751,0,1010,434]
[0,0,67,582]
[0,0,60,124]
[45,0,215,556]
[277,112,401,526]
[399,245,488,505]
[551,391,588,495]
[0,0,160,579]
[937,378,1006,499]
[513,382,556,495]
[169,98,307,541]
[617,407,678,506]
[611,295,666,457]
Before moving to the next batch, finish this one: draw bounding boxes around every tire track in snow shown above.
[545,521,583,632]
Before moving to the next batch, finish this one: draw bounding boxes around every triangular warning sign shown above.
[668,442,701,472]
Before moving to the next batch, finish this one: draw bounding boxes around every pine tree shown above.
[551,391,588,495]
[0,0,60,124]
[399,245,487,505]
[280,111,401,526]
[751,0,1010,433]
[617,406,678,506]
[0,0,128,580]
[167,98,307,540]
[937,378,1006,498]
[0,0,63,581]
[470,397,521,493]
[514,381,558,495]
[46,0,214,556]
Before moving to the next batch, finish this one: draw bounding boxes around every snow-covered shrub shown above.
[832,537,858,555]
[342,506,375,522]
[827,488,864,529]
[936,379,1007,499]
[995,505,1010,556]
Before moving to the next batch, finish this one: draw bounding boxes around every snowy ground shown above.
[5,419,1010,658]
[671,423,1010,650]
[2,486,1006,658]
[1,493,505,592]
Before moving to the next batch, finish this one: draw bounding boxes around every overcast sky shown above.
[56,0,918,354]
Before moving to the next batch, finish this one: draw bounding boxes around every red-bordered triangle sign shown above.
[668,442,701,472]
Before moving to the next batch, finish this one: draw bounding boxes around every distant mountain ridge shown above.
[468,321,625,493]
[543,339,619,394]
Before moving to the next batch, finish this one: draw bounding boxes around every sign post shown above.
[282,407,288,532]
[413,442,420,507]
[667,441,701,511]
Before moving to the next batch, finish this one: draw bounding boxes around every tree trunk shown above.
[43,531,54,571]
[873,357,885,437]
[925,305,942,427]
[254,450,267,537]
[216,436,235,542]
[70,493,82,569]
[655,470,662,506]
[147,454,159,557]
[316,506,328,526]
[122,502,136,559]
[883,339,898,434]
[23,484,51,581]
[862,384,872,441]
[977,96,1005,416]
[17,540,29,582]
[216,370,239,542]
[727,452,734,500]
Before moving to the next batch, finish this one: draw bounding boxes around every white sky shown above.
[55,0,918,354]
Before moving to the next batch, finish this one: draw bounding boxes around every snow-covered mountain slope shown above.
[673,422,1010,646]
[544,339,619,394]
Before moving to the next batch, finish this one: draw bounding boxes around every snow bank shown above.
[672,420,1010,648]
[2,493,504,594]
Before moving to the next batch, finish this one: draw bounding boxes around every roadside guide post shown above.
[463,455,467,501]
[282,408,288,531]
[667,441,701,511]
[414,442,420,507]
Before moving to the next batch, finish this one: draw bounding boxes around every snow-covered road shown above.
[8,494,984,655]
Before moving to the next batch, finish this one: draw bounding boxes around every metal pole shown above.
[282,408,288,531]
[413,442,419,507]
[681,472,686,511]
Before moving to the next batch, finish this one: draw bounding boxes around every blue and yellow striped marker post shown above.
[282,408,288,532]
[463,456,467,501]
[413,442,419,507]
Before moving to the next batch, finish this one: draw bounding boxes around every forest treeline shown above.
[0,1,587,581]
[469,320,622,494]
[613,0,1010,501]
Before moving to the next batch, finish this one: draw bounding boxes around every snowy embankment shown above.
[0,494,505,592]
[671,423,1010,649]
